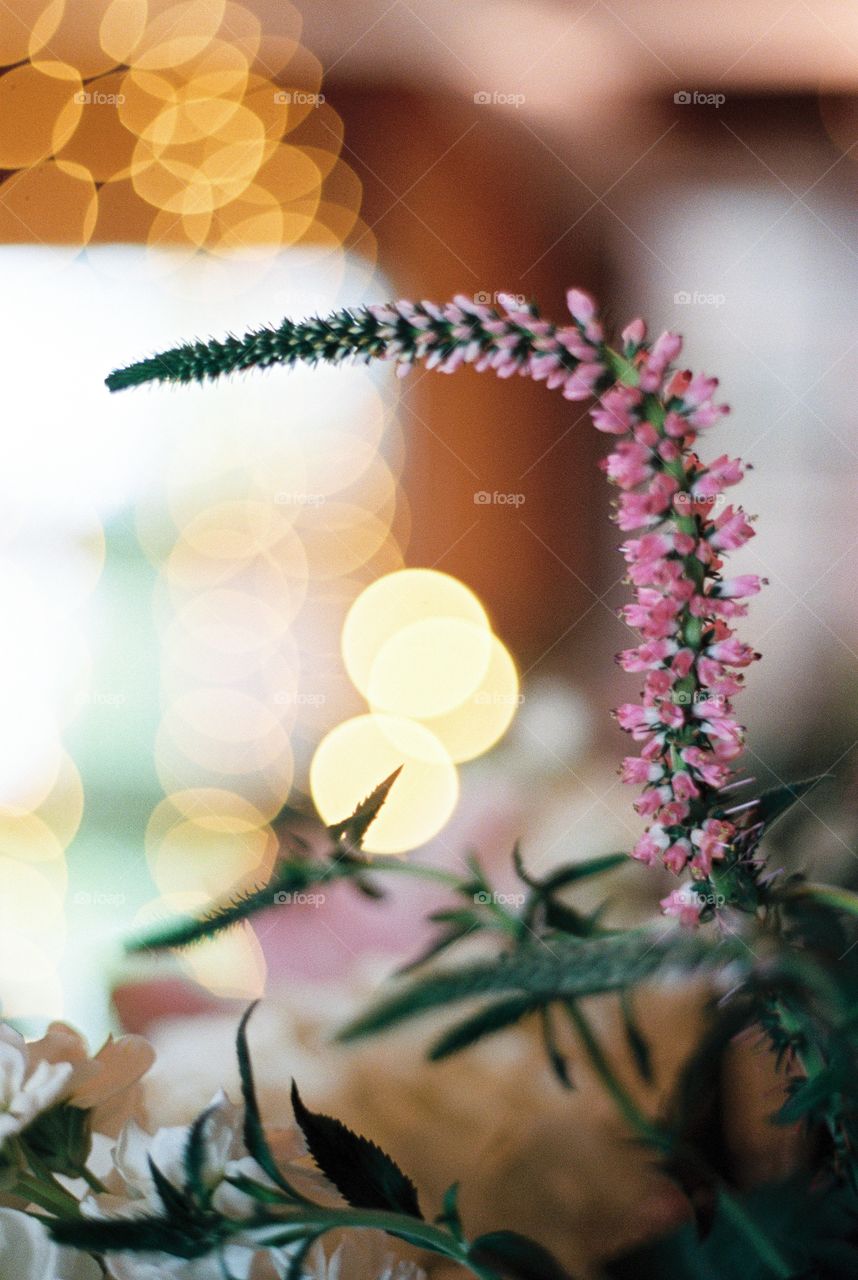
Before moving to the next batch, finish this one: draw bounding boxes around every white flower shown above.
[90,1091,329,1280]
[0,1207,100,1280]
[304,1237,427,1280]
[0,1032,73,1145]
[0,1021,154,1149]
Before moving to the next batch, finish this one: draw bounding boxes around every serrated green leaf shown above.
[429,996,539,1060]
[290,1080,422,1219]
[339,930,741,1043]
[327,768,402,850]
[468,1230,570,1279]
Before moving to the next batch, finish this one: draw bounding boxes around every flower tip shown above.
[566,287,597,325]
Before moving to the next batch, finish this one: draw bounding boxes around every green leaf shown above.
[184,1104,216,1204]
[536,853,627,893]
[428,996,539,1060]
[284,1234,323,1280]
[290,1080,422,1219]
[339,930,739,1043]
[468,1230,570,1279]
[236,1004,303,1199]
[773,1068,846,1126]
[326,768,402,850]
[149,1157,194,1219]
[748,775,832,832]
[620,992,653,1084]
[22,1103,91,1178]
[436,1182,464,1242]
[396,922,478,976]
[49,1212,230,1259]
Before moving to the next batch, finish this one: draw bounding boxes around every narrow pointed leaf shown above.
[468,1230,570,1280]
[327,768,402,850]
[428,996,539,1060]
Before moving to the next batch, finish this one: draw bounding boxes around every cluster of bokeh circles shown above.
[138,360,410,998]
[0,0,381,1011]
[0,0,374,272]
[0,0,520,1012]
[310,568,520,855]
[0,533,100,1020]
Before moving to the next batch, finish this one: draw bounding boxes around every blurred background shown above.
[2,0,858,1060]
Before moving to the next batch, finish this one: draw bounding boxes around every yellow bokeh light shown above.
[133,894,267,999]
[147,814,278,904]
[342,569,491,699]
[310,713,458,854]
[126,0,227,72]
[0,933,64,1020]
[0,161,98,246]
[368,617,493,720]
[0,63,83,171]
[419,635,520,762]
[0,858,66,956]
[99,0,149,64]
[0,0,64,67]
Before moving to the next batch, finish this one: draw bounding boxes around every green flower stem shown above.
[13,1171,82,1217]
[562,1001,795,1279]
[783,882,858,918]
[248,1207,501,1279]
[563,1000,667,1148]
[715,1190,794,1279]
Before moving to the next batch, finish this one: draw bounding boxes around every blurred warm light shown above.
[0,934,65,1020]
[342,568,490,698]
[420,635,520,764]
[0,62,82,169]
[134,893,267,1000]
[368,617,494,720]
[310,713,459,854]
[0,0,402,1017]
